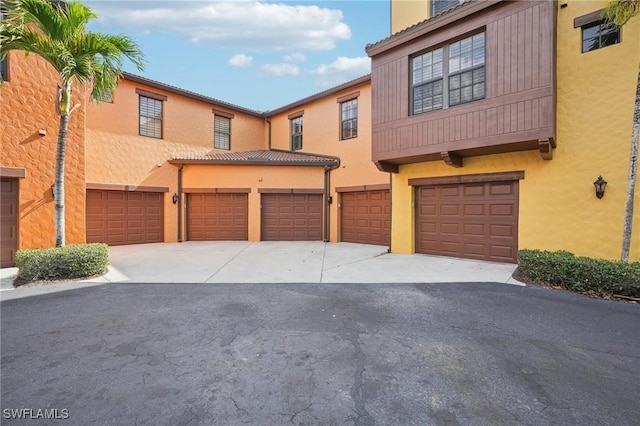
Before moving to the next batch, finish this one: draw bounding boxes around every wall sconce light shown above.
[172,193,179,204]
[593,175,607,199]
[38,129,47,137]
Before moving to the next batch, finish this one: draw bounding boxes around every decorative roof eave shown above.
[168,149,340,167]
[366,0,498,57]
[168,159,336,167]
[265,75,371,117]
[121,72,265,117]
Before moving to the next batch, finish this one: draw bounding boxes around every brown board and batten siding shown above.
[368,0,556,166]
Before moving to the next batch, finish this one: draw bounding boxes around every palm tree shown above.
[0,0,144,247]
[603,0,639,262]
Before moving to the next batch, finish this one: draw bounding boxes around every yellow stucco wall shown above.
[391,0,430,34]
[391,1,640,261]
[268,80,390,242]
[181,164,325,241]
[85,79,266,243]
[0,51,87,249]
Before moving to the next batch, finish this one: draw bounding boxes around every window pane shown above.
[600,26,620,47]
[433,48,443,63]
[449,57,460,73]
[461,86,473,103]
[450,74,460,90]
[433,94,443,109]
[472,32,485,49]
[461,70,472,87]
[582,24,600,39]
[450,89,460,105]
[473,83,485,100]
[433,61,443,78]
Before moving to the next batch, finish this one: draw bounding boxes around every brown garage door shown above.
[262,193,323,241]
[86,190,163,245]
[416,181,518,263]
[341,190,390,246]
[1,178,19,267]
[187,193,248,241]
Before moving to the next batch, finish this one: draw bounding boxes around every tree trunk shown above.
[621,63,640,262]
[54,83,72,247]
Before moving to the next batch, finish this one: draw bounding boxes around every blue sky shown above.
[85,1,391,112]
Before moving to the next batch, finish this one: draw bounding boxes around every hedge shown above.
[15,243,109,281]
[517,249,640,298]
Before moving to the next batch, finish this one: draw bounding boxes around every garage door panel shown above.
[262,193,323,241]
[187,193,248,241]
[341,190,390,246]
[416,181,518,263]
[87,189,164,246]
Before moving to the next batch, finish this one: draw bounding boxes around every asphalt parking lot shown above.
[2,281,639,425]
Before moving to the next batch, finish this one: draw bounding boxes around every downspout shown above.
[177,164,184,242]
[323,156,341,242]
[266,117,272,150]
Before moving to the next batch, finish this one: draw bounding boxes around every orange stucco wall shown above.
[85,78,266,242]
[181,164,325,241]
[268,81,389,241]
[0,51,86,249]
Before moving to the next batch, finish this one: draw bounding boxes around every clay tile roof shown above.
[366,0,479,54]
[170,149,339,166]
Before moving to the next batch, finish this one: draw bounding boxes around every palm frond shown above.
[602,0,640,27]
[1,0,145,99]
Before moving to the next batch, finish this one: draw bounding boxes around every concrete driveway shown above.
[2,282,639,425]
[103,241,521,284]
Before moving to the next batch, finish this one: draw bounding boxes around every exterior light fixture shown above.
[593,175,607,199]
[172,193,179,204]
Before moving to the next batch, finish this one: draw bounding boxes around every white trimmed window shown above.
[411,31,485,115]
[340,99,358,140]
[291,116,303,151]
[214,115,231,150]
[139,95,163,139]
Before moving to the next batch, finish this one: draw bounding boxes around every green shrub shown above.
[15,244,109,281]
[517,249,640,297]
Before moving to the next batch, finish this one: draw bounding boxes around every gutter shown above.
[322,154,341,243]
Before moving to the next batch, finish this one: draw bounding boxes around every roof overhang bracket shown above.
[539,138,555,160]
[441,151,463,168]
[374,161,399,173]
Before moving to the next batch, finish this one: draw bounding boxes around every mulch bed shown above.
[513,267,639,305]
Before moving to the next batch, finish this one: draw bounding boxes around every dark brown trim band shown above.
[574,9,603,28]
[168,159,333,166]
[212,109,235,119]
[258,188,324,194]
[336,91,360,103]
[408,171,525,187]
[335,183,391,193]
[135,88,168,102]
[183,188,251,194]
[86,183,170,192]
[0,167,26,178]
[287,110,304,119]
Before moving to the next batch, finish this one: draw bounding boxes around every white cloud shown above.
[228,53,253,67]
[284,53,306,63]
[311,56,371,86]
[261,63,300,77]
[90,1,351,51]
